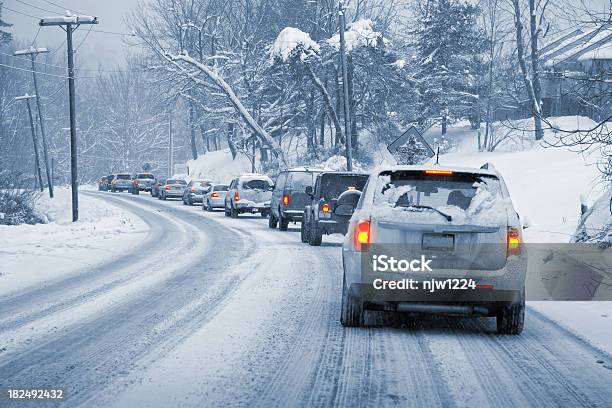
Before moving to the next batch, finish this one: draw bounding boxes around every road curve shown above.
[1,191,611,408]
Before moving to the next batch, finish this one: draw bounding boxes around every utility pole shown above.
[40,13,98,222]
[338,1,353,171]
[15,94,44,192]
[14,46,54,198]
[168,118,173,178]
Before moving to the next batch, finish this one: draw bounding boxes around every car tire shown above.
[268,213,278,229]
[279,214,289,231]
[340,272,364,327]
[300,219,309,243]
[496,290,525,335]
[224,205,230,217]
[309,221,322,246]
[162,193,167,201]
[230,205,238,218]
[187,197,193,206]
[260,210,269,218]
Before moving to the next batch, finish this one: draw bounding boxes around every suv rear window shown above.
[242,179,272,190]
[319,174,369,200]
[289,172,318,191]
[375,170,502,211]
[116,174,131,180]
[167,179,187,185]
[137,173,154,179]
[214,185,229,191]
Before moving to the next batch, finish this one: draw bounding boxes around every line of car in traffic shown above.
[97,164,526,334]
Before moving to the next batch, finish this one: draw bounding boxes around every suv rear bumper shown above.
[281,209,304,221]
[316,219,348,235]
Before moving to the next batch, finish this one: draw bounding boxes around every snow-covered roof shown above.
[578,42,612,61]
[270,27,319,62]
[541,25,612,68]
[327,19,381,52]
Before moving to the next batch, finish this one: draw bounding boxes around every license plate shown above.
[422,233,454,251]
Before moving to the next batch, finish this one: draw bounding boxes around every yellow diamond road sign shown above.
[387,126,435,165]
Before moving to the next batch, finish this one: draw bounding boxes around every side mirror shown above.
[305,186,313,197]
[334,203,355,216]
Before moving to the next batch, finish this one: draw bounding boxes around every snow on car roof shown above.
[287,166,325,172]
[374,165,500,177]
[240,173,271,179]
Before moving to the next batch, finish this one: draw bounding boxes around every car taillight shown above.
[321,203,330,213]
[165,185,171,190]
[234,192,240,201]
[354,220,371,251]
[507,227,521,256]
[191,187,197,192]
[211,192,219,198]
[282,194,290,205]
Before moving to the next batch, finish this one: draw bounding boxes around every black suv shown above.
[269,168,321,231]
[302,171,369,246]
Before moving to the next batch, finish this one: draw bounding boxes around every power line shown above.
[2,5,40,19]
[30,26,42,46]
[40,0,86,15]
[0,52,151,74]
[75,25,94,50]
[0,62,96,79]
[14,0,57,15]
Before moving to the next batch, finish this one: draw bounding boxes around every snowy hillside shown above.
[0,188,148,296]
[427,116,606,243]
[186,149,253,183]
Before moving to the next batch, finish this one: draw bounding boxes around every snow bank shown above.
[429,116,605,243]
[0,187,148,296]
[270,27,320,62]
[327,19,382,52]
[186,149,253,183]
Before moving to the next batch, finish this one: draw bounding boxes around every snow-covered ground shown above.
[0,187,149,296]
[424,116,605,243]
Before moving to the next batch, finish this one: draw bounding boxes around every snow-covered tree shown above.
[414,0,486,136]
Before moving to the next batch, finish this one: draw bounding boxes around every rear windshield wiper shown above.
[394,204,452,222]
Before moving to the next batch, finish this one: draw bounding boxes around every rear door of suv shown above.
[369,169,510,271]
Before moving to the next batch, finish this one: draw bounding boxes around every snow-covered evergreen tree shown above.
[414,0,486,134]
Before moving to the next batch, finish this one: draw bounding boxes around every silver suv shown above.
[225,174,273,218]
[340,165,526,334]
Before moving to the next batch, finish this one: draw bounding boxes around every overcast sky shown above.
[3,0,137,69]
[3,0,611,70]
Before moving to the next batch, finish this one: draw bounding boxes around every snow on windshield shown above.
[374,172,510,225]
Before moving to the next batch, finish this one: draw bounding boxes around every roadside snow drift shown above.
[0,187,148,296]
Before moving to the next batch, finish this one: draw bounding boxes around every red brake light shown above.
[424,169,454,176]
[211,192,219,198]
[354,220,371,251]
[321,203,330,213]
[165,185,171,190]
[282,194,290,205]
[234,192,240,201]
[507,227,521,256]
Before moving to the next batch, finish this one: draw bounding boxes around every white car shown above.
[203,183,229,211]
[340,165,526,334]
[225,174,273,218]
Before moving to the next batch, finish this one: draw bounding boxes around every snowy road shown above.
[1,191,611,407]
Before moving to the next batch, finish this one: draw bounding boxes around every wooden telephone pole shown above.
[14,46,54,198]
[40,13,99,222]
[15,94,44,192]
